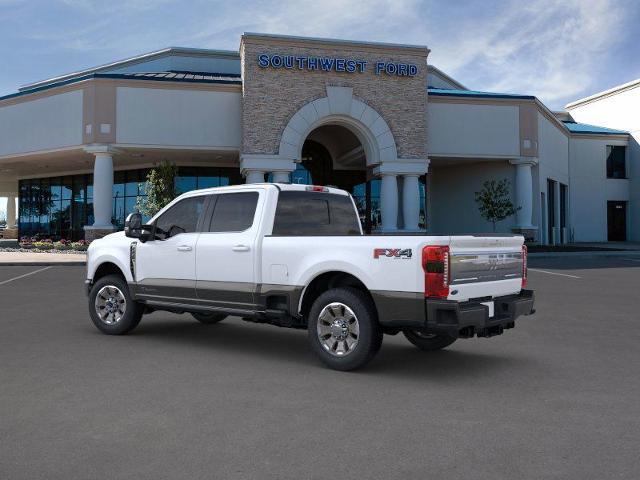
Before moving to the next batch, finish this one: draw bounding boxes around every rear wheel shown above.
[403,329,456,351]
[191,312,227,324]
[89,274,143,335]
[307,287,382,371]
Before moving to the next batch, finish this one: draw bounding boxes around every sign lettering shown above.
[258,54,417,77]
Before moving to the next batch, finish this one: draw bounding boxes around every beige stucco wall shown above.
[427,101,520,157]
[240,35,428,160]
[116,86,242,148]
[0,90,83,157]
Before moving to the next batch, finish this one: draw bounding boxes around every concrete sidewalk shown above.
[0,251,86,266]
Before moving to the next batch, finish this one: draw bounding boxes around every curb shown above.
[529,251,640,259]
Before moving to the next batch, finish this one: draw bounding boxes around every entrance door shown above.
[607,201,627,241]
[547,179,556,244]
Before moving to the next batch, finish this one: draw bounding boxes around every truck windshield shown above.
[272,191,361,236]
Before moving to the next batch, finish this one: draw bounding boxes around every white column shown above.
[272,171,290,183]
[511,158,536,229]
[380,174,398,231]
[245,170,265,184]
[402,174,420,231]
[6,195,17,229]
[91,152,115,228]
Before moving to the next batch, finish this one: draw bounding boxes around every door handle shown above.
[177,245,193,252]
[232,244,250,252]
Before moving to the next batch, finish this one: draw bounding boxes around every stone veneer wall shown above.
[240,36,429,160]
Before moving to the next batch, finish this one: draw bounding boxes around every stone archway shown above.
[278,86,398,166]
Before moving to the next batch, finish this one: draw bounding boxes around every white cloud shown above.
[3,0,635,109]
[426,0,628,107]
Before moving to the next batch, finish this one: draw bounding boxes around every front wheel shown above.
[307,287,382,371]
[403,329,456,351]
[89,274,144,335]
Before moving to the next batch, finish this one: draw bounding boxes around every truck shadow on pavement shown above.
[126,317,534,380]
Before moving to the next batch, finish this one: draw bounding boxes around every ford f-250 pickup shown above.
[86,183,534,370]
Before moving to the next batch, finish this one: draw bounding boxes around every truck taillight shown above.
[522,244,528,289]
[423,245,450,298]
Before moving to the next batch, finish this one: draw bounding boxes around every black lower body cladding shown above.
[372,289,535,337]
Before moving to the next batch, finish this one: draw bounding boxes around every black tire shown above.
[88,274,144,335]
[307,287,382,371]
[191,312,227,324]
[403,329,457,351]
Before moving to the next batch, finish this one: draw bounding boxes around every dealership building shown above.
[0,33,637,242]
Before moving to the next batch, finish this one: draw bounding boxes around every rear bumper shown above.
[425,289,535,338]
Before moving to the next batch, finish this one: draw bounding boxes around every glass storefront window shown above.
[18,167,244,240]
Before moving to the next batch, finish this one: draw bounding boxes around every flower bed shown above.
[18,237,90,252]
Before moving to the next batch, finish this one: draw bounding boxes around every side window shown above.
[606,145,626,179]
[209,192,259,232]
[155,196,205,237]
[272,191,360,236]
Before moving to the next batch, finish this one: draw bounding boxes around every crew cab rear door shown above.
[195,189,263,312]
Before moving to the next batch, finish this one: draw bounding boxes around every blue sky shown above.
[1,0,639,109]
[1,0,640,215]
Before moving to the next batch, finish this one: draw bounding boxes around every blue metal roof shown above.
[427,87,535,100]
[562,121,628,135]
[0,71,242,102]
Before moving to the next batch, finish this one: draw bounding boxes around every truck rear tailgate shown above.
[448,235,524,301]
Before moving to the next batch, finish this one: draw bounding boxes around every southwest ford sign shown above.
[257,54,418,77]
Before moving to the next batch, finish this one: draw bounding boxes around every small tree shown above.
[474,179,519,232]
[136,161,178,218]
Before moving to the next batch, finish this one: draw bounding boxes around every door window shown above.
[208,192,259,232]
[155,196,206,237]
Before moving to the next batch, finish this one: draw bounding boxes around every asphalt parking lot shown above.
[1,257,639,479]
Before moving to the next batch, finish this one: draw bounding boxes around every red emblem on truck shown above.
[373,248,412,259]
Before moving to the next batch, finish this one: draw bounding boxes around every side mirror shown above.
[124,213,143,238]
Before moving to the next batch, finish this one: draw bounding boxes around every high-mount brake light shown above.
[521,244,528,289]
[422,245,450,298]
[305,186,329,192]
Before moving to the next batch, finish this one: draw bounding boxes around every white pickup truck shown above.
[86,183,534,370]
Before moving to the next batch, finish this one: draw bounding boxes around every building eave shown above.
[427,65,467,90]
[19,47,241,93]
[1,73,242,105]
[565,78,640,109]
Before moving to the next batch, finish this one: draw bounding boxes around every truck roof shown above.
[176,183,351,199]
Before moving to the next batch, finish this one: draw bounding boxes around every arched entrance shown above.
[242,86,429,231]
[291,124,382,233]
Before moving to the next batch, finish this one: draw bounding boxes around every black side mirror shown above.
[124,213,143,238]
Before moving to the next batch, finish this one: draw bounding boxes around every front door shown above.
[195,190,262,312]
[135,195,207,303]
[607,201,627,241]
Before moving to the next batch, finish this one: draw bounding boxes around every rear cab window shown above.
[272,191,361,236]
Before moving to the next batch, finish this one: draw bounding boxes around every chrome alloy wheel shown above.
[94,285,127,325]
[317,302,359,357]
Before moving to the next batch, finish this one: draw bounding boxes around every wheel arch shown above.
[92,261,127,283]
[298,271,377,321]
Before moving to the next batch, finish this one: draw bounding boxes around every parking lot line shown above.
[528,268,581,279]
[0,266,52,286]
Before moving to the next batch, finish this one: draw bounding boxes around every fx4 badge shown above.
[373,248,413,259]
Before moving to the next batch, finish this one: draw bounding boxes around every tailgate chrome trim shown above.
[450,251,522,285]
